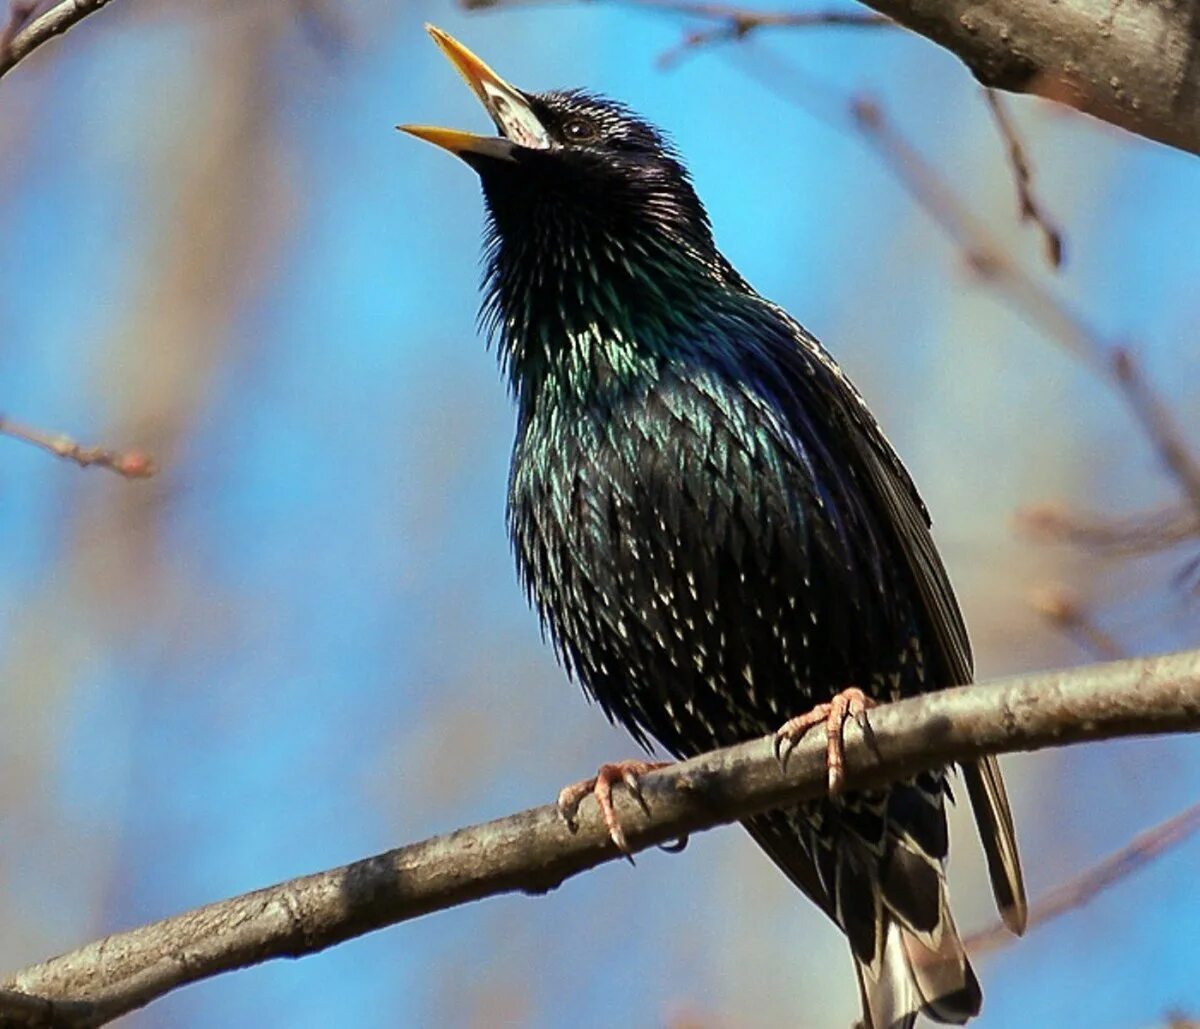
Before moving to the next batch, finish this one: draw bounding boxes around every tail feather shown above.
[962,756,1027,935]
[854,898,980,1029]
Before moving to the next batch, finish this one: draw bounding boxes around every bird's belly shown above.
[510,432,913,759]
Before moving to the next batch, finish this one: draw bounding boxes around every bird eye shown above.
[561,117,598,143]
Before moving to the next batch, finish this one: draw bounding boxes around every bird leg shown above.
[773,687,877,796]
[556,759,671,856]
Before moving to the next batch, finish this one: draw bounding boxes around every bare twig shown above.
[982,87,1063,270]
[1015,504,1200,557]
[459,0,892,67]
[1,649,1199,1027]
[966,797,1200,956]
[656,9,891,68]
[468,0,1200,152]
[1109,346,1200,518]
[706,53,1200,517]
[0,414,156,479]
[0,0,116,81]
[1028,584,1126,661]
[846,96,1200,519]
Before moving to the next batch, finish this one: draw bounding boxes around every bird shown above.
[402,25,1026,1029]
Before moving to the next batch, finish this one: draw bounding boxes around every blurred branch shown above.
[848,97,1200,520]
[0,414,157,479]
[640,6,893,69]
[966,797,1200,956]
[461,0,892,68]
[1016,503,1200,557]
[1028,584,1125,661]
[2,649,1199,1026]
[0,0,116,80]
[467,0,1200,152]
[982,88,1062,270]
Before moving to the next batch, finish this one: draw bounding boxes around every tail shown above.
[853,885,980,1029]
[962,756,1027,935]
[745,773,999,1029]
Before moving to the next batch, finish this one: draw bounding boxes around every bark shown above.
[855,0,1200,154]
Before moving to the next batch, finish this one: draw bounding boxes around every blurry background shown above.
[1,1,1197,1025]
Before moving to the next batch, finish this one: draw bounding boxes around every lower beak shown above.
[397,125,516,162]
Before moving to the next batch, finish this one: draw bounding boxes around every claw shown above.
[773,705,833,772]
[772,687,877,795]
[556,759,670,858]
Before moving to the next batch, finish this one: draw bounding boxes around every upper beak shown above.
[399,25,550,161]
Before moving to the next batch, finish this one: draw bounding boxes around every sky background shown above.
[1,0,1198,1026]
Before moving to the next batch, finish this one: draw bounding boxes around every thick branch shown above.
[852,0,1200,155]
[1,649,1198,1026]
[0,0,116,81]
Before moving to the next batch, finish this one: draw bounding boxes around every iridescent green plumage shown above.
[405,32,1025,1028]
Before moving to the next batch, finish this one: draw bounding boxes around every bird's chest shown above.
[507,378,917,756]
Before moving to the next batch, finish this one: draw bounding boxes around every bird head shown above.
[400,26,717,265]
[401,27,749,406]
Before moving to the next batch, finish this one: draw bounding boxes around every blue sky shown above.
[0,2,1197,1026]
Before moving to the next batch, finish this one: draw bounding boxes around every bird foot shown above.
[556,759,671,857]
[773,687,877,796]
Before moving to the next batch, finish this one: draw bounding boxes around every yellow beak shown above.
[425,24,514,112]
[398,25,550,160]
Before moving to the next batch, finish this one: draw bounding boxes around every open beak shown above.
[399,25,550,162]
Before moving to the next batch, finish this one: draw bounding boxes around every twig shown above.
[1109,346,1200,518]
[469,0,1200,152]
[846,96,1200,519]
[0,0,116,81]
[966,797,1200,956]
[0,414,156,479]
[720,55,1200,513]
[1028,584,1126,661]
[457,0,890,68]
[1015,503,1200,557]
[982,87,1063,270]
[654,9,890,69]
[2,649,1199,1027]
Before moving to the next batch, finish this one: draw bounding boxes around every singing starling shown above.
[402,26,1026,1028]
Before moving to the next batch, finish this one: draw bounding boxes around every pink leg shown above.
[773,687,877,795]
[556,759,671,854]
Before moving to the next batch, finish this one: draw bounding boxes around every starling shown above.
[402,26,1026,1029]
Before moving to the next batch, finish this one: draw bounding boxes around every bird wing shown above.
[777,317,1027,936]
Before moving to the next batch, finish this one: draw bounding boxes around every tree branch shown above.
[850,0,1200,155]
[0,0,116,81]
[654,8,892,69]
[0,413,157,479]
[965,796,1200,956]
[847,97,1200,519]
[981,87,1063,270]
[1,649,1198,1027]
[464,0,1200,153]
[1027,584,1126,662]
[1015,504,1200,556]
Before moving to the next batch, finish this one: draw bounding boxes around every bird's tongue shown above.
[486,90,550,150]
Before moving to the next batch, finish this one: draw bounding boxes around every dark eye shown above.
[561,117,598,143]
